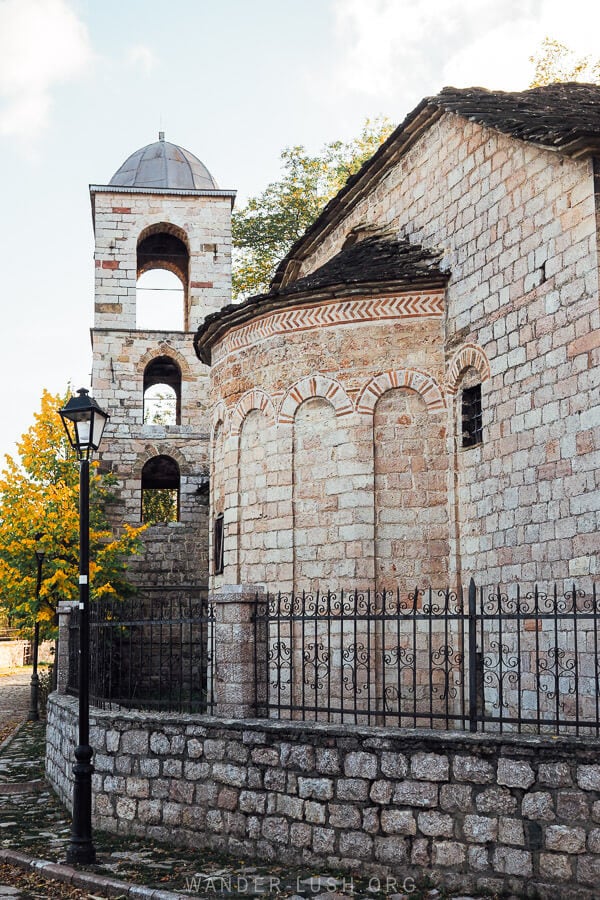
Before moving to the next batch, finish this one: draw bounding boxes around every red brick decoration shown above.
[445,344,491,394]
[356,369,445,414]
[137,343,191,376]
[279,374,354,425]
[211,401,227,438]
[213,292,444,362]
[230,389,276,436]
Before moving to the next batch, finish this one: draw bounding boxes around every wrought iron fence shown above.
[254,580,600,736]
[68,587,214,714]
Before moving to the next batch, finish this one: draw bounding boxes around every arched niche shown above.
[143,356,182,425]
[141,454,180,524]
[136,223,190,330]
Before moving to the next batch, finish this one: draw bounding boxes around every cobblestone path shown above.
[0,673,29,742]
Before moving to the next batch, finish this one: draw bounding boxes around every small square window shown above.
[213,514,224,575]
[462,383,482,448]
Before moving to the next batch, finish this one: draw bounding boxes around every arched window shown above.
[458,368,483,449]
[136,226,189,330]
[143,356,182,425]
[141,455,180,524]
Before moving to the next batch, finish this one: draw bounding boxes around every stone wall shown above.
[209,299,450,592]
[47,692,600,897]
[294,113,599,585]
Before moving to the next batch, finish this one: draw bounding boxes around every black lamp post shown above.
[58,388,109,866]
[27,534,45,722]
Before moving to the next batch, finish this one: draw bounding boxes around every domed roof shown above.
[109,133,218,190]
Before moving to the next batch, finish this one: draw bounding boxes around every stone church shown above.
[90,83,599,597]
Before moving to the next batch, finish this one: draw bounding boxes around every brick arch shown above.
[137,221,190,251]
[356,369,445,414]
[136,343,191,377]
[230,389,276,436]
[133,444,191,478]
[211,401,227,439]
[279,374,353,425]
[446,344,491,394]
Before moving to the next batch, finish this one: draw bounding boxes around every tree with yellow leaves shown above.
[530,37,600,87]
[0,389,144,642]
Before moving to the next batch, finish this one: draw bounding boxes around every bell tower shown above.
[89,134,236,589]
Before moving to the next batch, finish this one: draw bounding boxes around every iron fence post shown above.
[468,578,478,733]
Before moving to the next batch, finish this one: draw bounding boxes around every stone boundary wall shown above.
[47,693,600,897]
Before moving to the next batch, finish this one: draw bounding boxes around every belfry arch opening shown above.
[141,455,180,524]
[136,225,189,331]
[143,356,182,425]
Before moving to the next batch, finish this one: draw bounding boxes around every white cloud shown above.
[0,0,92,139]
[330,0,600,102]
[128,44,158,74]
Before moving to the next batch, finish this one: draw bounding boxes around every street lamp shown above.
[27,534,45,722]
[58,388,109,866]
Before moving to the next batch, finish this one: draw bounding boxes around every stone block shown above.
[262,816,289,844]
[393,780,438,807]
[577,854,600,887]
[476,786,517,814]
[497,758,535,789]
[312,827,335,854]
[498,816,525,846]
[493,847,533,876]
[521,791,555,821]
[369,780,393,804]
[453,755,494,783]
[577,765,600,791]
[432,841,466,867]
[329,803,361,829]
[344,751,378,779]
[556,790,589,820]
[463,814,498,843]
[380,809,417,835]
[339,831,373,860]
[337,778,369,801]
[440,783,472,811]
[380,751,408,779]
[297,777,334,800]
[417,811,454,838]
[315,747,340,774]
[374,836,409,865]
[545,825,586,854]
[304,801,326,824]
[408,751,448,782]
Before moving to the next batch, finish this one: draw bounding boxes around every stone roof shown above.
[109,133,219,190]
[193,235,447,363]
[271,82,600,291]
[433,83,600,155]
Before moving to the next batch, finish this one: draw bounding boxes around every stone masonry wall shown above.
[209,300,449,592]
[47,693,600,898]
[92,190,232,330]
[293,114,600,584]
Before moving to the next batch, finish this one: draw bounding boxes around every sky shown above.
[0,0,599,463]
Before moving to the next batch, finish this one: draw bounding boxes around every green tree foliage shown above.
[0,389,145,640]
[232,117,395,299]
[142,488,178,525]
[530,37,600,87]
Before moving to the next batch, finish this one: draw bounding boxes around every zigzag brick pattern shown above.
[213,293,444,362]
